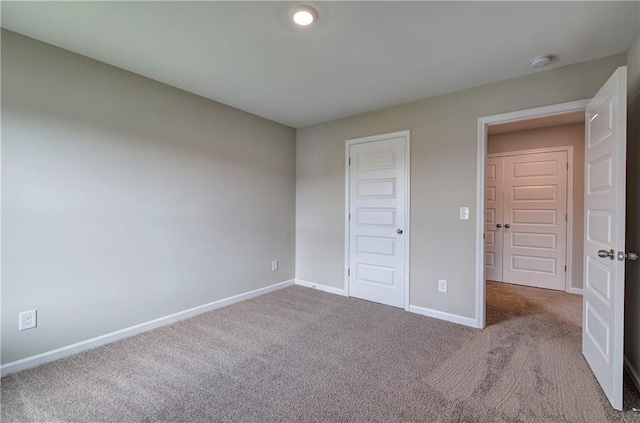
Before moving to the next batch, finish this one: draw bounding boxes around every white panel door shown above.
[502,151,568,290]
[348,136,407,308]
[582,67,627,411]
[485,157,504,282]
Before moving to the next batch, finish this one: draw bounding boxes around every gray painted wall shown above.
[1,30,296,364]
[488,123,585,292]
[625,30,640,385]
[296,53,626,319]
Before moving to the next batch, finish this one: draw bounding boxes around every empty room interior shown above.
[2,1,640,422]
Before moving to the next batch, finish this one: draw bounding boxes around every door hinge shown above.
[348,268,350,276]
[349,213,351,221]
[564,265,567,272]
[349,157,351,166]
[567,162,569,170]
[565,214,568,222]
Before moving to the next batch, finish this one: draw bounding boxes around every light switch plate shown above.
[460,207,470,220]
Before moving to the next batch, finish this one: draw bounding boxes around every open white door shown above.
[582,66,627,410]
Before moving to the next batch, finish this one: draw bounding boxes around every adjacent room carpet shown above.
[2,282,639,422]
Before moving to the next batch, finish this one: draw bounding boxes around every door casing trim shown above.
[475,100,589,328]
[345,130,411,311]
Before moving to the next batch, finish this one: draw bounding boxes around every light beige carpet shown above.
[2,282,639,422]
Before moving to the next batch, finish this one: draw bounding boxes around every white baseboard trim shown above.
[0,279,295,377]
[567,287,583,295]
[295,279,348,297]
[624,355,640,394]
[409,304,479,328]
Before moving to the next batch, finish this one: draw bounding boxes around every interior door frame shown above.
[487,146,576,294]
[345,130,411,311]
[475,100,589,328]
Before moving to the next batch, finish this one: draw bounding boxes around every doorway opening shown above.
[475,99,589,329]
[484,112,586,329]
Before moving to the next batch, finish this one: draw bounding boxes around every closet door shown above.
[501,151,567,290]
[485,157,504,282]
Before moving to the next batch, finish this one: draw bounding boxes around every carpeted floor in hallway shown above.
[2,282,639,422]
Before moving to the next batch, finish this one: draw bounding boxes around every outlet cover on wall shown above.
[438,279,448,293]
[271,260,278,271]
[19,310,37,331]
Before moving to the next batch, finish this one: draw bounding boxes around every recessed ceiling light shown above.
[290,5,318,27]
[529,55,553,68]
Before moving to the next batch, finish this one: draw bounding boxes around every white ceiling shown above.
[2,2,639,128]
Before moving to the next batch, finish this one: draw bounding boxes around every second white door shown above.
[486,150,568,290]
[486,157,504,282]
[347,132,408,308]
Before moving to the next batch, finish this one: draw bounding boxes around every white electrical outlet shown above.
[19,310,37,331]
[460,207,470,220]
[438,279,448,293]
[271,260,278,271]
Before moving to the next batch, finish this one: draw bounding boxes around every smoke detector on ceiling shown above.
[529,55,553,68]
